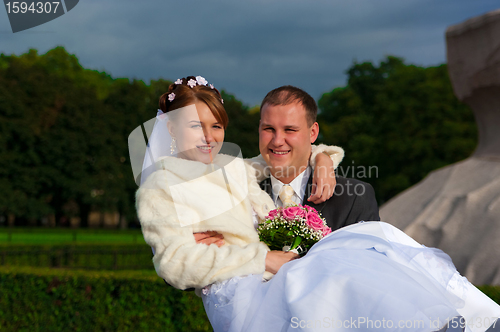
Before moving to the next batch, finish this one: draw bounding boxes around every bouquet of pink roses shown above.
[257,204,331,256]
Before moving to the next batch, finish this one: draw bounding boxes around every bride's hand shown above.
[308,152,336,204]
[265,251,299,274]
[194,231,225,247]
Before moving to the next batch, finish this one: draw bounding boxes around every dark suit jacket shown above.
[260,175,380,231]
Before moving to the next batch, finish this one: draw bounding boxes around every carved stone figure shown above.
[380,9,500,286]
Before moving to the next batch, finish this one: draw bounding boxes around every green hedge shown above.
[0,244,153,270]
[0,267,211,332]
[1,266,499,332]
[0,228,146,245]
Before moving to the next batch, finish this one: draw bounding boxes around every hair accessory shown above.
[169,76,224,104]
[170,137,177,155]
[196,76,208,86]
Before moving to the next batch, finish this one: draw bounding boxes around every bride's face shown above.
[168,101,225,164]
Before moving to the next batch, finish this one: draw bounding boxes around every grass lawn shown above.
[0,228,146,245]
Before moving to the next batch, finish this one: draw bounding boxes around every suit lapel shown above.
[260,178,273,199]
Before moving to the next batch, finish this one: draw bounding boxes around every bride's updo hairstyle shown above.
[159,76,228,129]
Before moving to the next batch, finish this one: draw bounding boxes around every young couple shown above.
[136,76,500,332]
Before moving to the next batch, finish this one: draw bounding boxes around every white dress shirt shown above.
[270,167,311,208]
[251,167,311,229]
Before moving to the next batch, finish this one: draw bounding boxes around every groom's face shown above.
[259,101,319,183]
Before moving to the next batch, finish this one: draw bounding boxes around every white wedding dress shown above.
[202,222,500,332]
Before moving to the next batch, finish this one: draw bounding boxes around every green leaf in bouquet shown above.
[286,230,294,237]
[270,229,278,240]
[290,236,302,250]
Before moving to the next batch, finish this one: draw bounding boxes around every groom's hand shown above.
[309,152,336,204]
[194,231,225,247]
[265,251,299,274]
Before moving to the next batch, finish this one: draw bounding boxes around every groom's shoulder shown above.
[332,177,380,222]
[335,176,371,186]
[333,176,376,199]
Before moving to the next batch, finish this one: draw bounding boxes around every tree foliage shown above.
[222,91,261,158]
[0,47,256,226]
[317,56,478,204]
[0,49,478,226]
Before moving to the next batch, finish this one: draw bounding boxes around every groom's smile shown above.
[259,101,319,184]
[270,149,290,155]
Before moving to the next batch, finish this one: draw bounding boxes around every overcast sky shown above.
[1,0,499,106]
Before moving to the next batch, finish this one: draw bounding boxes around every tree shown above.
[221,91,261,158]
[0,47,261,227]
[317,56,477,204]
[0,47,138,226]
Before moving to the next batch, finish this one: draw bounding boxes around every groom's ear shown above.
[309,122,319,143]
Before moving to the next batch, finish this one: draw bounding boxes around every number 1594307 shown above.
[5,2,60,14]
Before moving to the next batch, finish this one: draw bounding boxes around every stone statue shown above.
[380,9,500,286]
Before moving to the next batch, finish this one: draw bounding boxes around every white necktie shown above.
[279,184,295,207]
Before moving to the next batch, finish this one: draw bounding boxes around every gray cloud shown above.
[1,0,499,105]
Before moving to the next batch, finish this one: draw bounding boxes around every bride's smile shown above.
[197,145,216,154]
[168,101,224,164]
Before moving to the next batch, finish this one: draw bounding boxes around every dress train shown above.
[202,222,500,332]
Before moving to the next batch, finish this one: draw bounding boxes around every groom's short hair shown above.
[260,85,318,126]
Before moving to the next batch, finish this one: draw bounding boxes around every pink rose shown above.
[267,208,281,220]
[306,211,325,230]
[322,226,332,237]
[282,206,306,221]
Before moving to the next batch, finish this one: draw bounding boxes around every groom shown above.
[195,85,380,246]
[257,85,379,228]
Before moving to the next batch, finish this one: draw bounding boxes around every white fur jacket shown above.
[136,144,344,291]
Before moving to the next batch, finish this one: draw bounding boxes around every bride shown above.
[135,76,500,332]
